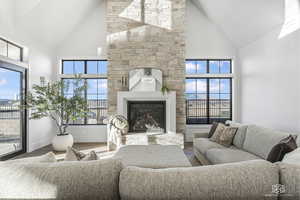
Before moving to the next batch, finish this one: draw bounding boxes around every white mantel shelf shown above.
[117,91,176,134]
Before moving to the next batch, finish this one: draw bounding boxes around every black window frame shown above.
[0,37,23,62]
[61,60,108,126]
[185,59,233,125]
[62,59,108,75]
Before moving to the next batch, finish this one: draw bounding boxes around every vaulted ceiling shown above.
[4,0,286,50]
[13,0,103,49]
[196,0,285,48]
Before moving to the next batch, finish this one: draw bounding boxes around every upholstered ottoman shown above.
[113,145,192,168]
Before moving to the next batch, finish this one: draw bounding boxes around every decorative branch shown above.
[22,77,88,136]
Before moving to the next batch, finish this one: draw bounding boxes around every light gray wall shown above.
[239,27,300,132]
[0,0,56,152]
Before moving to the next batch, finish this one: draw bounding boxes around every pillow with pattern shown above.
[64,147,99,161]
[210,125,238,147]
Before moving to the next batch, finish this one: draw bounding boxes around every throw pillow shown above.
[208,122,219,138]
[210,126,238,147]
[210,123,227,142]
[218,127,238,147]
[267,135,297,163]
[64,147,98,161]
[7,152,57,163]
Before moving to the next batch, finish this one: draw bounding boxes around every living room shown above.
[0,0,299,199]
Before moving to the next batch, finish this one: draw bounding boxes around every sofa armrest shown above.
[193,132,209,139]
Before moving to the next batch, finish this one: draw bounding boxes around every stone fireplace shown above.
[127,101,166,133]
[107,0,186,134]
[117,91,176,134]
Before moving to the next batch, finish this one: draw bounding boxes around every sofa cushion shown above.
[297,134,300,147]
[227,122,248,149]
[243,125,290,159]
[114,145,191,168]
[119,160,278,200]
[193,138,226,155]
[8,152,57,163]
[282,147,300,165]
[0,158,123,200]
[206,148,262,164]
[278,163,300,199]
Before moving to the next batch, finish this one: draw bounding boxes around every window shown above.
[185,59,232,124]
[61,60,108,125]
[0,38,23,62]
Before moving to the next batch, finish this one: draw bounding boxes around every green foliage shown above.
[24,76,88,135]
[161,85,170,95]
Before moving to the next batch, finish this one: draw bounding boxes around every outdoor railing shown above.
[0,106,20,119]
[186,99,231,124]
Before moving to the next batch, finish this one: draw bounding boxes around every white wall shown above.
[186,1,236,59]
[55,1,107,143]
[185,1,237,142]
[239,27,300,132]
[25,38,56,152]
[0,0,15,39]
[56,1,107,59]
[0,0,56,152]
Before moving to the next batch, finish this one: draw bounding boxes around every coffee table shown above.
[113,145,192,168]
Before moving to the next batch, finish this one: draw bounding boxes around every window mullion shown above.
[207,78,210,124]
[84,79,88,125]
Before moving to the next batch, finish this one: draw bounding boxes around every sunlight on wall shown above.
[278,0,300,39]
[119,0,142,22]
[119,0,172,30]
[107,25,148,44]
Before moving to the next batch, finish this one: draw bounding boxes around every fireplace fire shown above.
[127,101,166,133]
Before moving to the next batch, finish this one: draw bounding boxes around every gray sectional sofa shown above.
[1,122,299,200]
[193,121,300,165]
[1,157,300,200]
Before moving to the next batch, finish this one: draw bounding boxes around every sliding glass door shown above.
[0,61,27,160]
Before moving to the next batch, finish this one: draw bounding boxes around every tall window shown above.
[61,60,107,125]
[0,38,23,62]
[185,59,233,124]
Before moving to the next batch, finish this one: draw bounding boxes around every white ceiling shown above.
[8,0,285,50]
[196,0,285,48]
[14,0,103,50]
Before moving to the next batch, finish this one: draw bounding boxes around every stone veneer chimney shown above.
[107,0,186,133]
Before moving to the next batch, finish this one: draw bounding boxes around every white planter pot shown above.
[52,134,74,152]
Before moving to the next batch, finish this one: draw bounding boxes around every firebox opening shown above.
[127,101,166,133]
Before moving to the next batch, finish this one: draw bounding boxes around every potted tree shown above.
[25,77,88,151]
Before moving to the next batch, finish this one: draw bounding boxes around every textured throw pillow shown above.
[210,123,227,142]
[267,135,297,163]
[64,147,98,161]
[7,152,57,163]
[210,126,238,147]
[208,122,219,138]
[218,127,238,147]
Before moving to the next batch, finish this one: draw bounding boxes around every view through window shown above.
[185,59,233,124]
[61,60,107,125]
